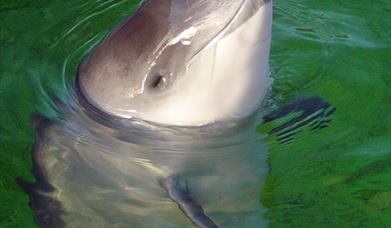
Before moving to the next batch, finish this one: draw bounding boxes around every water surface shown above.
[0,0,390,227]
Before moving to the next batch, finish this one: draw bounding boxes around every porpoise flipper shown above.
[159,176,218,228]
[16,114,65,228]
[263,96,336,144]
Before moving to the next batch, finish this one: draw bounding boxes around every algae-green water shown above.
[0,0,390,227]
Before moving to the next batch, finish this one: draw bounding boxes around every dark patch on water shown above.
[263,96,336,145]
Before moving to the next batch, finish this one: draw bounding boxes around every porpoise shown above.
[18,0,273,227]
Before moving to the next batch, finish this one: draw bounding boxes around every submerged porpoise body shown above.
[20,0,273,227]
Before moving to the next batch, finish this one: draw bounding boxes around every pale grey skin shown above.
[22,0,273,227]
[78,0,272,126]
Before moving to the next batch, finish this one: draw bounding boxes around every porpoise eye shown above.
[150,75,165,89]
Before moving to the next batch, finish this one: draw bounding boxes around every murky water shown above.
[0,0,390,227]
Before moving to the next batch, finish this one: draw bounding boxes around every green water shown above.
[0,0,390,227]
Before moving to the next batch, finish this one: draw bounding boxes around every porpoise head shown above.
[77,0,272,126]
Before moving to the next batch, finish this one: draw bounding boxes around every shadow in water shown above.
[263,96,336,145]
